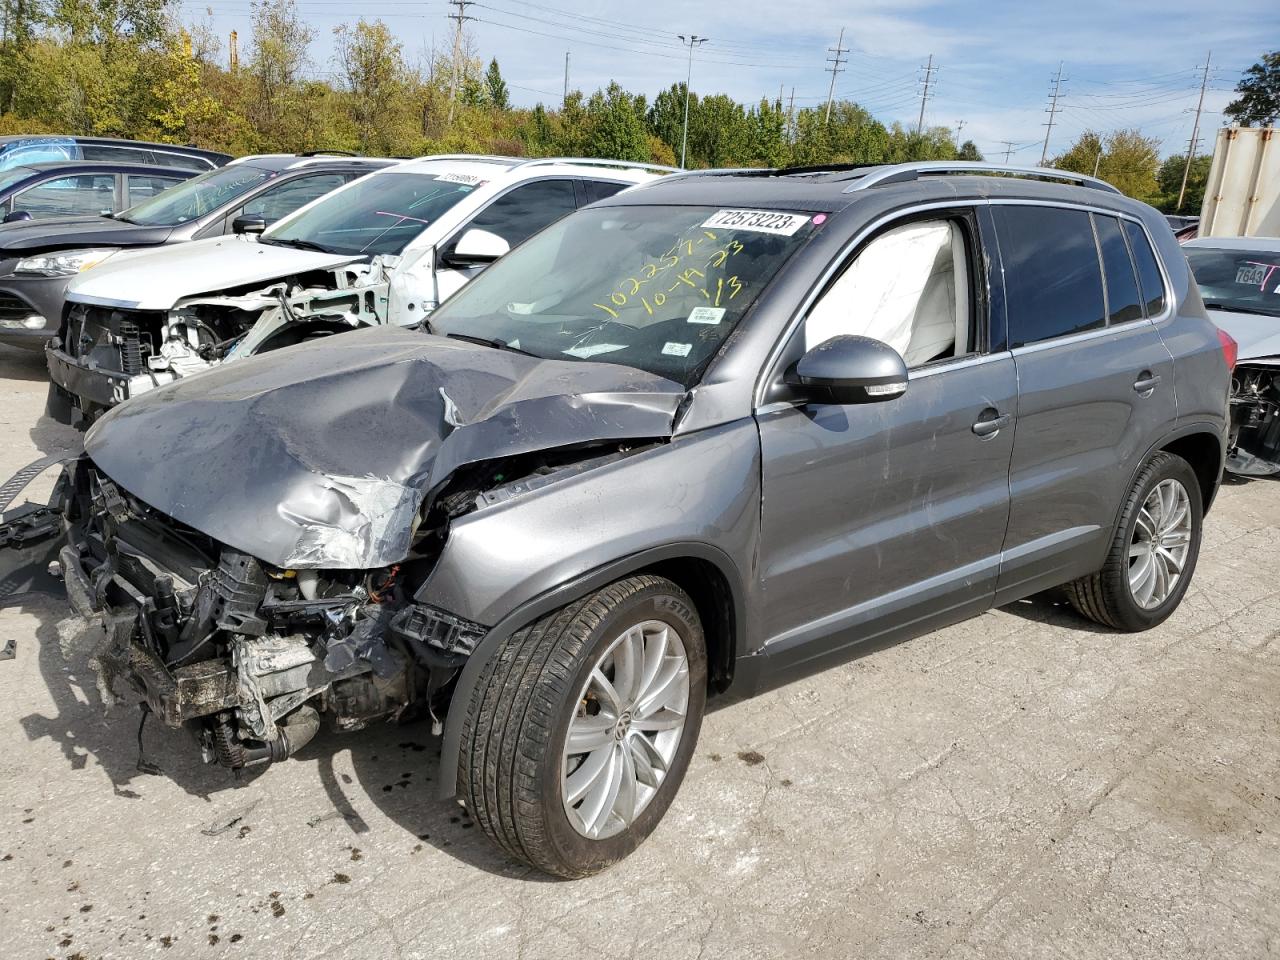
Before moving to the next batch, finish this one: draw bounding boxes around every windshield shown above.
[1187,247,1280,319]
[118,164,272,226]
[264,172,478,256]
[429,204,816,385]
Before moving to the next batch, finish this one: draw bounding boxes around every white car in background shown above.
[1183,236,1280,476]
[46,155,670,421]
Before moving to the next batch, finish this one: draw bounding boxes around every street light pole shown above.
[677,34,707,169]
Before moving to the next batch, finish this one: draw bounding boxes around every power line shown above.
[824,27,848,124]
[915,53,936,135]
[1040,61,1066,165]
[1177,51,1211,213]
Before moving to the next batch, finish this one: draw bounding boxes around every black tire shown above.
[457,574,707,878]
[1066,451,1203,631]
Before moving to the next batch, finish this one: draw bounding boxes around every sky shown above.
[177,0,1279,160]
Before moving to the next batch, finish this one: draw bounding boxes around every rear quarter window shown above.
[1094,214,1144,324]
[995,205,1106,347]
[1123,220,1166,317]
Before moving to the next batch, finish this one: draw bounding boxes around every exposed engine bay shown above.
[52,443,645,772]
[56,256,397,413]
[1228,363,1280,476]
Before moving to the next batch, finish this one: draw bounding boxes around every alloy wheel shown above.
[1128,477,1193,609]
[561,619,691,840]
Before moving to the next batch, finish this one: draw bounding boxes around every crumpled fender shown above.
[83,325,684,569]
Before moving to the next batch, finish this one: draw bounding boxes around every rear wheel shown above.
[1066,451,1202,631]
[458,575,706,878]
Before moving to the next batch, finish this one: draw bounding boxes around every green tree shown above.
[1225,51,1280,127]
[1056,129,1159,200]
[745,97,788,168]
[248,0,314,143]
[583,82,647,162]
[484,58,509,110]
[688,93,747,168]
[334,19,410,154]
[1053,130,1105,176]
[957,140,982,161]
[0,0,47,111]
[645,82,687,158]
[1156,153,1212,213]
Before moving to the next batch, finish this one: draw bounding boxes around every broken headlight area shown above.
[57,460,479,773]
[1228,364,1280,476]
[55,259,393,411]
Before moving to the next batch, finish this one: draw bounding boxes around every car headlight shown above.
[14,248,118,277]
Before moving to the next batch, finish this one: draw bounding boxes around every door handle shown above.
[972,409,1011,438]
[1133,371,1162,395]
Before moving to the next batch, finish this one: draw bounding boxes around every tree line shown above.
[0,0,981,166]
[1,1,1276,213]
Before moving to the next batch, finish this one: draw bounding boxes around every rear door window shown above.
[994,205,1105,347]
[1123,220,1167,317]
[1093,214,1144,325]
[584,179,628,203]
[12,174,117,217]
[463,178,577,249]
[127,174,183,206]
[240,172,348,223]
[81,144,154,163]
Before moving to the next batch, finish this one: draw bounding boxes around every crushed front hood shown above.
[84,326,684,568]
[1210,309,1280,362]
[65,235,364,311]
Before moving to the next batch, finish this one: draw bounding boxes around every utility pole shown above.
[1000,140,1017,164]
[1040,61,1066,166]
[446,0,475,127]
[677,34,707,169]
[787,86,796,143]
[824,27,848,124]
[915,54,936,135]
[229,29,238,72]
[563,51,570,108]
[1177,51,1212,213]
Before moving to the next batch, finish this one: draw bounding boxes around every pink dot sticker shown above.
[813,214,827,225]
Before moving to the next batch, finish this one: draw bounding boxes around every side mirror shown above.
[443,228,510,267]
[4,209,32,223]
[232,214,267,235]
[784,335,909,404]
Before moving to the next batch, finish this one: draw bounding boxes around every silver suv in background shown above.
[43,162,1230,878]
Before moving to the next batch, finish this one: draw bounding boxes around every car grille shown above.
[0,291,37,324]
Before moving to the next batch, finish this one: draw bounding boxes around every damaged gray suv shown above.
[45,162,1231,877]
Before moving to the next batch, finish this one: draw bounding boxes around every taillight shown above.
[1216,328,1238,372]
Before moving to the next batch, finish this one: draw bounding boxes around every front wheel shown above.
[1066,451,1203,631]
[457,574,707,878]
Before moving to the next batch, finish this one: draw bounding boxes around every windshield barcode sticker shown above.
[687,307,726,325]
[702,209,810,235]
[435,172,487,186]
[662,342,692,357]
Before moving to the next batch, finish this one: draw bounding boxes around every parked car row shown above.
[0,154,392,348]
[1,159,1236,878]
[44,155,665,419]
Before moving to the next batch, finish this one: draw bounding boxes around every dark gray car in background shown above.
[41,162,1231,878]
[0,154,394,349]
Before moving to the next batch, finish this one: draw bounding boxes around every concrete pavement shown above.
[0,344,1276,959]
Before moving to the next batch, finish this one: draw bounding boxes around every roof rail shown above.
[841,161,1122,194]
[511,157,681,175]
[408,154,523,164]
